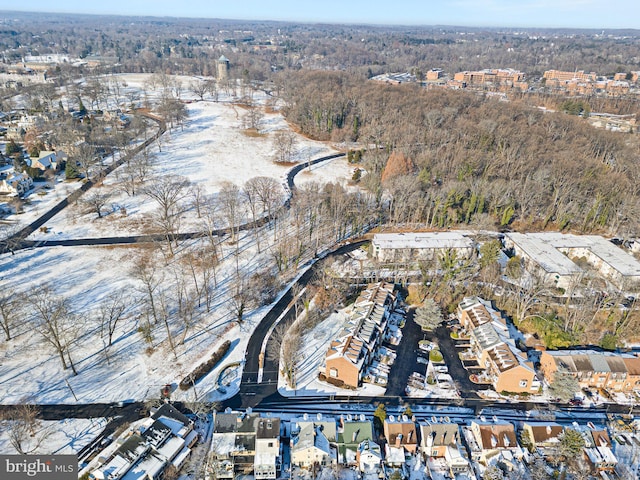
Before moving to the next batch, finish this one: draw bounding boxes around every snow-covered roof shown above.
[292,424,332,455]
[211,432,237,456]
[506,232,640,278]
[121,452,166,480]
[171,447,191,469]
[373,232,474,251]
[156,435,185,462]
[385,445,405,464]
[584,446,617,466]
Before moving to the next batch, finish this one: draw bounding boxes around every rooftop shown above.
[373,232,475,251]
[506,232,640,278]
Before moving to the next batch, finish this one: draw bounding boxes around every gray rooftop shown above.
[506,232,640,278]
[373,232,475,250]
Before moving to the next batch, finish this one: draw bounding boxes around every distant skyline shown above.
[0,0,639,29]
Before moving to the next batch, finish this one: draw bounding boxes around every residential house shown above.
[336,417,374,465]
[581,427,617,473]
[356,440,382,477]
[466,420,523,468]
[91,434,149,480]
[210,412,260,476]
[211,413,239,479]
[90,405,195,480]
[321,282,396,388]
[0,172,33,196]
[290,423,335,469]
[384,416,418,454]
[522,422,564,456]
[420,421,460,458]
[540,350,640,394]
[459,297,539,394]
[27,150,58,171]
[254,417,281,480]
[234,413,260,473]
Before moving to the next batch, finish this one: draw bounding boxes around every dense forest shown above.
[279,71,640,237]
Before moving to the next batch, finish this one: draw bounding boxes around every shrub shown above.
[429,349,444,362]
[180,340,231,390]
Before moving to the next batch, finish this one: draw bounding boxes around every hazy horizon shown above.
[0,0,639,30]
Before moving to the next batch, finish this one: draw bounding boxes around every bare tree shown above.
[0,223,26,255]
[267,323,302,388]
[242,105,264,131]
[504,275,550,325]
[0,287,22,341]
[250,176,284,240]
[272,130,298,164]
[28,287,80,375]
[82,190,111,218]
[98,292,127,347]
[190,80,208,101]
[0,404,53,454]
[131,250,163,326]
[218,182,244,243]
[143,175,192,253]
[74,142,98,180]
[243,178,264,253]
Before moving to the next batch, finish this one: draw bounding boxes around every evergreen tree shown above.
[414,299,443,331]
[6,139,21,157]
[559,428,585,459]
[548,371,579,402]
[373,403,386,431]
[65,160,79,180]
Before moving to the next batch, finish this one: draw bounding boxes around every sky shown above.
[0,0,639,29]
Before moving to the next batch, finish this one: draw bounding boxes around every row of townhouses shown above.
[320,282,400,389]
[211,409,634,480]
[89,404,198,480]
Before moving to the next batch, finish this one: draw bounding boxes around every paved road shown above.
[1,153,345,253]
[0,112,167,254]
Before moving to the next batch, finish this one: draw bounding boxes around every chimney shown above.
[352,429,360,443]
[407,430,414,443]
[396,433,403,448]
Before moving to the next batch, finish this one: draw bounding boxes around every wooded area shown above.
[280,71,640,237]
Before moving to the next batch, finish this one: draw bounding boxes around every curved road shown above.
[2,152,345,252]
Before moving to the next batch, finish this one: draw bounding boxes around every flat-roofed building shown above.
[504,232,640,291]
[371,232,475,264]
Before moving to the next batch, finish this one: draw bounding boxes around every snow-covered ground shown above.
[0,74,356,408]
[0,417,107,454]
[278,308,386,397]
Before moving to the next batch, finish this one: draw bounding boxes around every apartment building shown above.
[504,232,640,291]
[458,297,539,394]
[371,231,475,264]
[540,350,640,393]
[543,69,597,82]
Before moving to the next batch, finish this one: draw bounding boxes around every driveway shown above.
[385,309,422,396]
[432,324,478,399]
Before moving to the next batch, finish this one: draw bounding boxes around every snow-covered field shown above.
[0,74,356,411]
[0,417,107,455]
